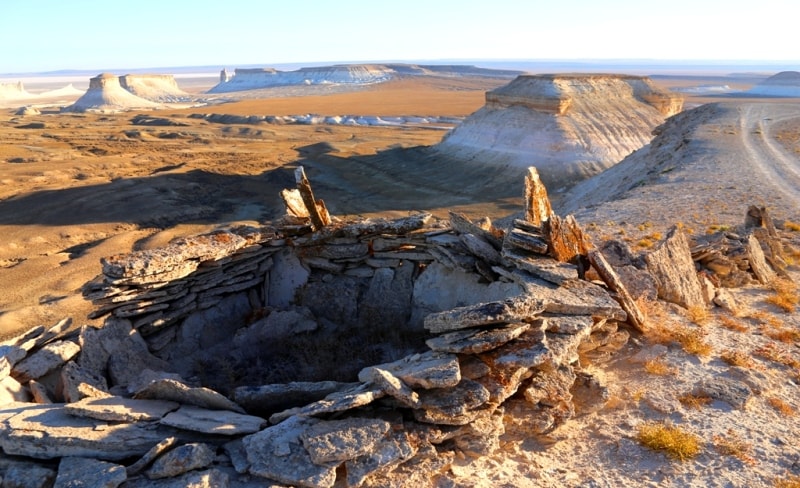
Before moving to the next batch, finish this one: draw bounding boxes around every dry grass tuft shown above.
[687,305,710,326]
[674,327,714,357]
[678,392,713,410]
[644,357,676,376]
[767,396,796,416]
[765,279,799,313]
[718,314,749,332]
[712,429,756,465]
[720,349,756,368]
[784,221,800,232]
[754,343,800,369]
[646,320,713,357]
[774,474,800,488]
[636,422,702,461]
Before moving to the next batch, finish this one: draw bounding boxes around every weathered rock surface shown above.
[159,405,265,435]
[645,226,707,309]
[64,396,178,422]
[300,417,391,464]
[146,442,215,479]
[0,403,180,460]
[54,456,126,488]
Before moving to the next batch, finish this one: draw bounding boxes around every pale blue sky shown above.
[1,0,797,73]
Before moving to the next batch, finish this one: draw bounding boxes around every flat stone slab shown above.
[55,456,126,488]
[12,340,81,383]
[160,405,266,435]
[364,368,420,407]
[345,432,417,488]
[415,378,491,418]
[133,377,245,414]
[528,278,626,321]
[270,383,385,424]
[300,417,391,464]
[539,315,594,335]
[502,246,577,285]
[423,295,545,333]
[64,396,179,423]
[0,403,177,461]
[146,442,215,480]
[243,415,337,488]
[358,351,461,390]
[426,323,531,355]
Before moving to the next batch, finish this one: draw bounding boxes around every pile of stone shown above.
[691,205,791,288]
[0,167,785,487]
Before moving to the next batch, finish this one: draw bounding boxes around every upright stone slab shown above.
[644,225,707,309]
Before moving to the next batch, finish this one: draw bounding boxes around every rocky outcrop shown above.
[436,74,683,189]
[0,166,786,487]
[62,73,159,113]
[0,81,31,100]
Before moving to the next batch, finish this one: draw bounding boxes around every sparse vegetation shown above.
[644,357,675,375]
[767,397,796,416]
[754,343,800,369]
[784,221,800,232]
[636,422,702,461]
[765,279,799,313]
[687,305,710,326]
[718,314,749,332]
[678,392,713,410]
[674,327,713,357]
[774,474,800,488]
[712,429,756,465]
[720,349,756,368]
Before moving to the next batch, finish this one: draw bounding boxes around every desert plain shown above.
[1,67,800,487]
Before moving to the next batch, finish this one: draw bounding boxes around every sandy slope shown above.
[559,102,800,241]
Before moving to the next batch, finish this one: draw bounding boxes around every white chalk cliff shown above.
[0,81,32,100]
[747,71,800,97]
[120,74,190,102]
[208,63,521,93]
[436,74,683,188]
[62,73,160,113]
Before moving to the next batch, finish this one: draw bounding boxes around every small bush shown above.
[637,422,702,461]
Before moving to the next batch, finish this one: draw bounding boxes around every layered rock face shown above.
[436,74,683,189]
[62,73,159,113]
[0,81,30,100]
[119,74,190,102]
[747,70,800,97]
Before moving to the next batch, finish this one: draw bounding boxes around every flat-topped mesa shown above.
[62,73,159,113]
[484,74,683,117]
[436,74,683,188]
[208,64,396,93]
[119,74,190,102]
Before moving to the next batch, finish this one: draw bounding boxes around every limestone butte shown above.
[436,74,683,189]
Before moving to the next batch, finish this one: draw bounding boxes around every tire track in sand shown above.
[738,104,800,208]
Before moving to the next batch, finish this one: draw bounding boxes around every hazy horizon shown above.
[2,0,799,74]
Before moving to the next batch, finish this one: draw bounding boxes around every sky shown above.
[1,0,798,73]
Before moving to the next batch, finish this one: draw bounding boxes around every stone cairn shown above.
[0,167,788,487]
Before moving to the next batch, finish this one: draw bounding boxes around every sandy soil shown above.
[2,73,800,487]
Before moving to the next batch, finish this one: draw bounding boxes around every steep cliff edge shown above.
[436,74,683,189]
